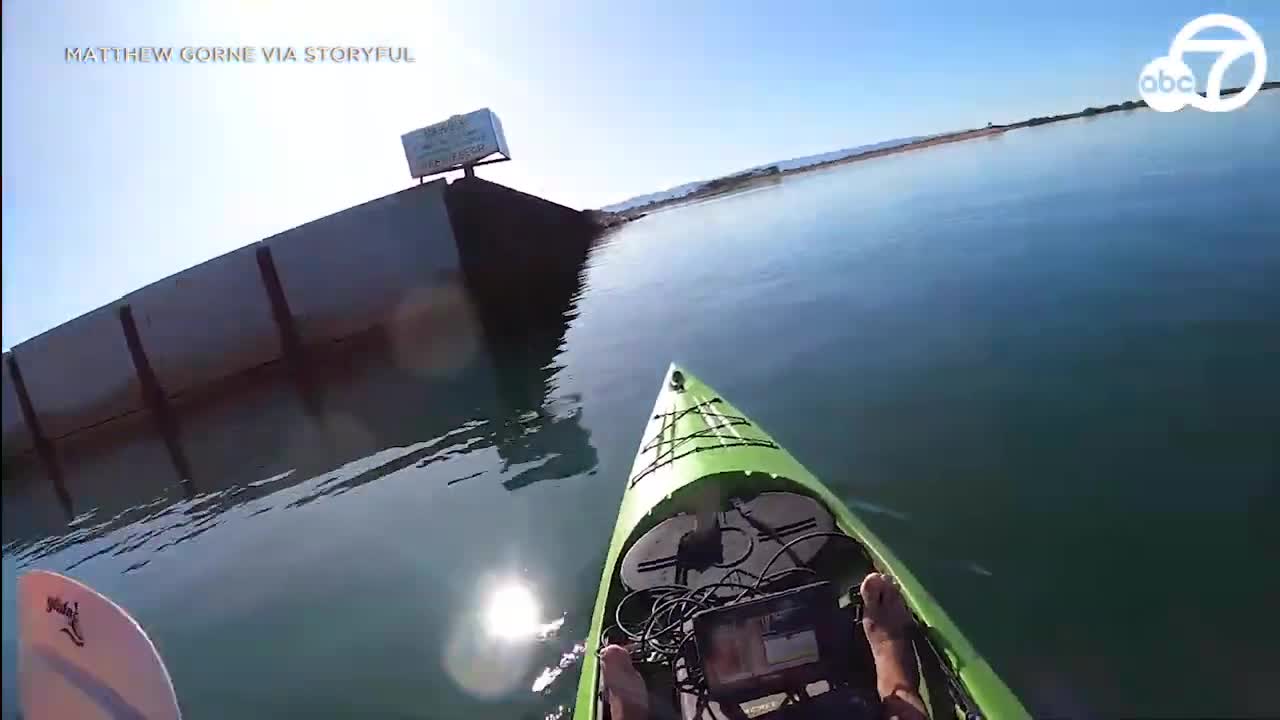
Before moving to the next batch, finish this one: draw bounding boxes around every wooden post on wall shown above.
[255,246,322,418]
[119,304,196,496]
[6,354,73,519]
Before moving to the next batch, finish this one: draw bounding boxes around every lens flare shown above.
[485,582,541,640]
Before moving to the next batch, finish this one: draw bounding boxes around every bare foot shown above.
[600,644,648,720]
[861,573,929,720]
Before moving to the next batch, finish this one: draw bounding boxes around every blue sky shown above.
[3,0,1277,348]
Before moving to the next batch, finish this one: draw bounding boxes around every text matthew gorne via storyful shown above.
[66,46,416,64]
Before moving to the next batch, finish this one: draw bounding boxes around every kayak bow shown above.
[574,364,1028,719]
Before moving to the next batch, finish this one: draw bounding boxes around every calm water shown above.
[4,93,1279,719]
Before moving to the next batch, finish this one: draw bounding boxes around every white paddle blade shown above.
[18,570,181,720]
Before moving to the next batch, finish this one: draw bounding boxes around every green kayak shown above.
[574,364,1029,719]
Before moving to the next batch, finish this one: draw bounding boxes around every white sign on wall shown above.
[401,108,511,178]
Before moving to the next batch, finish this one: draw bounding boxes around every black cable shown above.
[609,530,866,703]
[728,564,821,590]
[735,530,866,602]
[711,523,755,569]
[615,585,689,641]
[693,580,757,603]
[642,595,709,653]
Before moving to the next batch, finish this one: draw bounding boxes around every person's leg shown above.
[861,573,929,720]
[600,644,649,720]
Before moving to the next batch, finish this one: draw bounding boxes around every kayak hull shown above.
[574,364,1028,718]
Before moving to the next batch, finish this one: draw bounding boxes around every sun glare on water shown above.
[446,580,568,697]
[485,582,542,640]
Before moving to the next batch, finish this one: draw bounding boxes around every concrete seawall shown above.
[2,352,32,454]
[126,245,281,399]
[445,177,596,339]
[11,306,143,440]
[265,179,464,344]
[2,176,598,476]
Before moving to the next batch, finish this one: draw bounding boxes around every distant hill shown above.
[767,135,930,172]
[599,82,1280,216]
[599,180,707,214]
[601,135,927,213]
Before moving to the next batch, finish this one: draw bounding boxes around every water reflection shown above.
[1,267,599,573]
[531,642,585,694]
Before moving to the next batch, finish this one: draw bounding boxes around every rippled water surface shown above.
[4,94,1279,718]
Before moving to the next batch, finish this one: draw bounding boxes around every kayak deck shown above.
[575,365,1028,719]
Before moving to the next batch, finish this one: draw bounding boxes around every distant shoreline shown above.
[597,81,1279,221]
